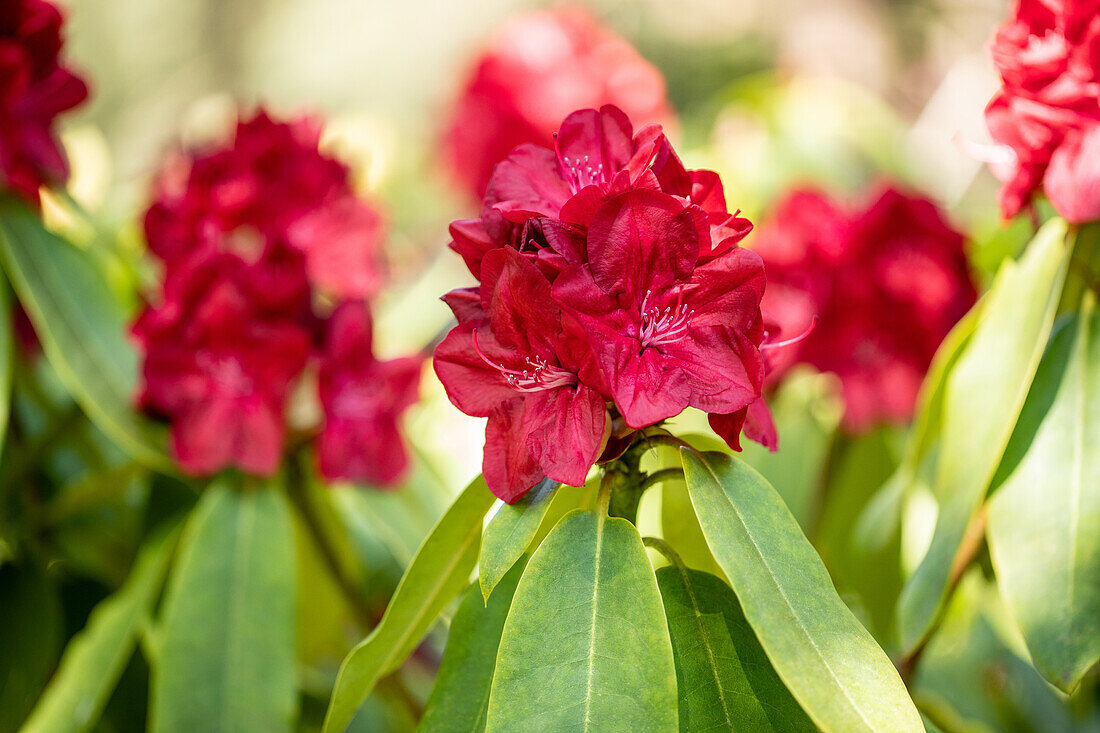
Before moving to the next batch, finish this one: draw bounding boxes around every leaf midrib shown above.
[581,510,605,732]
[692,454,874,732]
[673,564,737,729]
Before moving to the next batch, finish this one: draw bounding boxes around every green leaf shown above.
[987,292,1100,692]
[479,478,556,602]
[0,563,61,732]
[897,219,1071,653]
[681,449,922,732]
[0,199,169,470]
[22,524,179,733]
[151,483,297,733]
[740,368,843,529]
[0,285,12,455]
[655,565,815,732]
[484,510,677,732]
[420,561,526,732]
[324,477,495,733]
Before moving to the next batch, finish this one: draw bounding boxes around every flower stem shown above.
[640,467,684,492]
[283,451,375,630]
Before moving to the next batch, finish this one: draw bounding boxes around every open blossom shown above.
[317,302,421,485]
[0,0,88,204]
[753,185,978,432]
[135,109,415,482]
[133,256,310,476]
[442,8,674,198]
[436,105,771,502]
[144,110,385,302]
[449,105,751,282]
[979,0,1100,222]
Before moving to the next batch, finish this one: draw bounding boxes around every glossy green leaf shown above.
[479,478,556,602]
[988,293,1100,692]
[324,477,495,733]
[0,286,12,456]
[897,219,1071,653]
[0,199,169,470]
[681,449,922,732]
[420,561,526,732]
[484,509,677,732]
[151,484,297,733]
[22,524,179,733]
[656,565,815,732]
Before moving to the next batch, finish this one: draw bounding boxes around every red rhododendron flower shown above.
[435,248,609,502]
[753,185,978,432]
[136,108,415,482]
[436,105,771,502]
[553,190,766,428]
[442,8,674,198]
[979,0,1100,222]
[0,0,88,204]
[133,257,311,476]
[318,301,421,485]
[449,105,751,282]
[145,110,385,302]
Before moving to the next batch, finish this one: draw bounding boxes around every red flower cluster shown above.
[980,0,1100,222]
[0,0,88,204]
[441,8,675,199]
[435,106,772,502]
[753,186,978,432]
[134,110,419,483]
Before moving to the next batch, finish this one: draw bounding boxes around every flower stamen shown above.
[560,154,607,193]
[472,329,578,392]
[639,289,694,349]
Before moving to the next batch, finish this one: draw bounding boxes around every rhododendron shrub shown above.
[441,8,674,198]
[436,105,774,502]
[979,0,1100,222]
[752,185,978,431]
[134,110,418,482]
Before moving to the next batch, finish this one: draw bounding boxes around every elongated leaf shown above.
[420,561,526,732]
[897,219,1070,653]
[479,479,556,601]
[0,199,169,470]
[22,524,179,733]
[681,449,922,732]
[324,477,495,733]
[988,293,1100,691]
[151,484,297,733]
[484,510,677,732]
[0,286,12,455]
[656,566,815,732]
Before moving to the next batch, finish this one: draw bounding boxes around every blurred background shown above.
[57,0,1025,487]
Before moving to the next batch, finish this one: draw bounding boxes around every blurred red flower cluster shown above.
[753,186,978,432]
[0,0,87,204]
[436,105,774,502]
[441,7,675,199]
[983,0,1100,223]
[134,111,419,483]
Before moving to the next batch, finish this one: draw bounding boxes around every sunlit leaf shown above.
[478,479,556,602]
[323,477,495,733]
[681,449,922,732]
[0,199,169,470]
[988,291,1100,692]
[897,219,1071,653]
[484,510,677,732]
